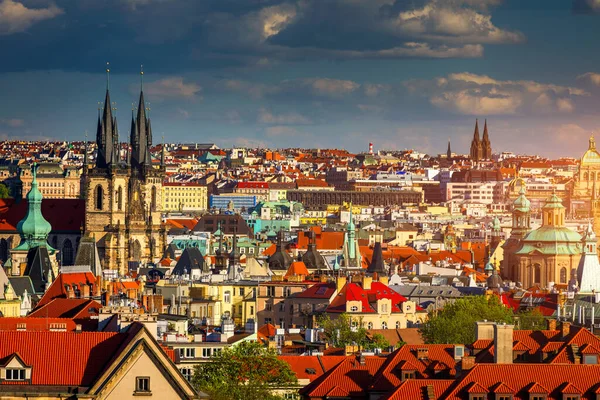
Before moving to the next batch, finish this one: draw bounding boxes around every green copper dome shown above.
[542,193,565,210]
[513,187,530,213]
[14,164,53,251]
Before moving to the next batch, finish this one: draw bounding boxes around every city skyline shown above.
[1,0,600,156]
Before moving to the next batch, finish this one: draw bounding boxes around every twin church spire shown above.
[95,64,153,174]
[469,119,492,162]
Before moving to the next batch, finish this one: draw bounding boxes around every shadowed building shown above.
[84,68,166,274]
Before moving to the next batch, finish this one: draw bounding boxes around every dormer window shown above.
[5,368,25,381]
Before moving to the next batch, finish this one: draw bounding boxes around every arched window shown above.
[95,185,103,210]
[62,239,73,266]
[132,240,142,261]
[367,322,373,330]
[396,321,400,329]
[534,264,541,284]
[117,186,123,211]
[560,267,567,284]
[584,172,589,181]
[151,186,157,212]
[381,321,388,329]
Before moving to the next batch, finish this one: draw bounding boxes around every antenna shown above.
[140,64,144,90]
[106,62,110,90]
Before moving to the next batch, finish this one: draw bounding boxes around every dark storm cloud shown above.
[0,0,522,73]
[573,0,600,13]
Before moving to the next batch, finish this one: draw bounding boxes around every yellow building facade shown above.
[163,182,208,212]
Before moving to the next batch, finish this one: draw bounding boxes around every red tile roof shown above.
[0,331,129,386]
[445,364,600,399]
[379,379,454,400]
[326,281,413,314]
[36,272,98,308]
[0,317,77,332]
[299,356,386,398]
[29,298,101,321]
[284,261,310,278]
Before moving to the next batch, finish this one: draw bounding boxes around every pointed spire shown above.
[368,242,386,275]
[590,134,596,151]
[447,137,452,159]
[482,119,489,140]
[106,62,110,90]
[473,119,480,142]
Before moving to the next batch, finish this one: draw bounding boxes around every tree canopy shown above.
[191,341,297,400]
[419,296,515,344]
[0,184,11,199]
[316,313,391,350]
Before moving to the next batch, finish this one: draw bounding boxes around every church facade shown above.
[83,74,166,275]
[469,119,492,162]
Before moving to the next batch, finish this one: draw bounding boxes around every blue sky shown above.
[1,0,600,157]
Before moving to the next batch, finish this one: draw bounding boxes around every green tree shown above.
[0,184,11,199]
[191,341,297,400]
[515,308,546,331]
[420,296,514,344]
[316,314,391,351]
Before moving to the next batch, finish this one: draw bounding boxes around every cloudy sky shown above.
[1,0,600,157]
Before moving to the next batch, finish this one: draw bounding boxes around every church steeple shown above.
[95,63,118,170]
[482,119,492,160]
[470,119,483,161]
[446,138,452,159]
[131,66,153,174]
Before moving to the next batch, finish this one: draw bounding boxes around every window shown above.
[497,396,512,400]
[202,348,212,358]
[135,377,150,393]
[184,348,195,358]
[239,288,245,296]
[350,306,358,312]
[180,368,193,381]
[563,396,580,400]
[250,306,254,315]
[224,291,231,303]
[280,302,285,312]
[381,322,388,329]
[583,354,598,364]
[367,322,373,329]
[95,185,104,210]
[469,396,486,400]
[267,286,275,297]
[530,396,546,400]
[266,302,272,311]
[381,303,388,313]
[396,321,401,329]
[401,371,415,381]
[5,369,25,381]
[284,287,292,297]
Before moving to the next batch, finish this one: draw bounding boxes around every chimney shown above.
[67,286,75,299]
[362,275,372,291]
[103,291,110,306]
[75,324,82,333]
[359,353,366,365]
[82,284,90,299]
[475,320,495,340]
[16,323,26,332]
[426,384,436,400]
[547,319,557,331]
[560,321,571,339]
[417,347,429,360]
[461,356,475,371]
[493,323,514,364]
[336,276,347,292]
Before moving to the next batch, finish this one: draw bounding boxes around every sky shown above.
[1,0,600,157]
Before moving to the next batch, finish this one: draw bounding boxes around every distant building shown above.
[163,182,208,212]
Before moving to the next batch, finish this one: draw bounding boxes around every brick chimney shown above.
[461,356,475,371]
[547,319,557,331]
[560,321,571,339]
[81,284,90,299]
[417,347,429,360]
[67,286,75,299]
[362,275,372,291]
[494,323,514,364]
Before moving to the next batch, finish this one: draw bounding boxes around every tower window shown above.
[95,185,104,210]
[117,186,123,211]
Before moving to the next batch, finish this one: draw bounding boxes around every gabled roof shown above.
[299,356,386,398]
[327,281,413,314]
[36,271,97,308]
[0,331,129,385]
[379,379,454,400]
[370,344,458,392]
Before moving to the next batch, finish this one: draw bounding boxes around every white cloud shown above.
[408,72,588,115]
[389,0,523,45]
[305,78,360,97]
[0,0,63,35]
[578,72,600,87]
[140,77,202,100]
[258,108,311,125]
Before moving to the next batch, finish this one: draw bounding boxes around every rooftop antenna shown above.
[106,62,110,90]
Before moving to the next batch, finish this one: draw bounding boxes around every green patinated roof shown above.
[513,187,530,212]
[515,226,582,255]
[542,193,565,209]
[15,164,53,251]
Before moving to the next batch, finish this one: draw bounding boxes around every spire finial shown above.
[140,64,144,91]
[106,62,110,90]
[590,134,596,151]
